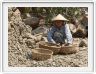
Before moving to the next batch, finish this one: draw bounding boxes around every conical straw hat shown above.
[52,14,68,21]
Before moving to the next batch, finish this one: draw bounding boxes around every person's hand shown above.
[56,43,61,46]
[51,39,56,44]
[65,43,72,46]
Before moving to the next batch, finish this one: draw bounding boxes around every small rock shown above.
[52,62,56,66]
[32,26,48,36]
[73,28,86,38]
[35,35,42,42]
[23,33,36,40]
[25,39,36,48]
[79,39,87,47]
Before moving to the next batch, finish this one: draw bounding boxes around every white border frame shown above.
[0,0,2,72]
[2,2,94,73]
[3,73,94,74]
[2,0,95,2]
[94,1,96,72]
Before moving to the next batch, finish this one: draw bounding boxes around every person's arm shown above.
[65,24,73,44]
[47,27,56,43]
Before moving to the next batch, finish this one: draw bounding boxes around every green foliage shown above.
[18,7,88,25]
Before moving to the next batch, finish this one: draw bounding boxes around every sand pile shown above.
[8,7,35,66]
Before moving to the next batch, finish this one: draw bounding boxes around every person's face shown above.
[55,20,64,28]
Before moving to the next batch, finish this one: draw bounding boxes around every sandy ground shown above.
[8,38,88,67]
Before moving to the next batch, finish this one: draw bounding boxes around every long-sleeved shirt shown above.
[47,24,73,44]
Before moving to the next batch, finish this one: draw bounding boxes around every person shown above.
[47,14,73,46]
[80,11,88,37]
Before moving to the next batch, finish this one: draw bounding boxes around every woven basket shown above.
[39,42,61,54]
[60,45,79,54]
[32,48,53,61]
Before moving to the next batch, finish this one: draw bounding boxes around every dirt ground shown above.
[8,37,88,67]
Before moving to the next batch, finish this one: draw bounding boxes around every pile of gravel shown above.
[8,7,35,66]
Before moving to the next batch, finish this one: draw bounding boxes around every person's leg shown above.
[53,32,65,44]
